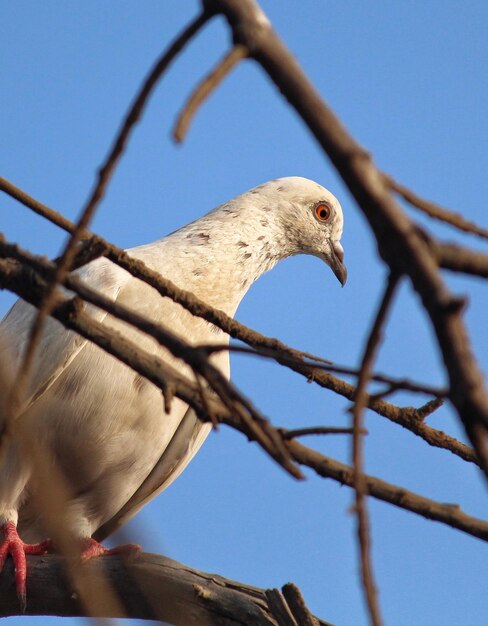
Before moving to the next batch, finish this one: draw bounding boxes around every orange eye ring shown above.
[314,203,331,222]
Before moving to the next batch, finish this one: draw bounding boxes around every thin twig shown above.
[173,44,248,142]
[194,372,219,430]
[385,174,488,241]
[5,10,210,427]
[285,438,488,542]
[413,397,445,421]
[282,426,359,439]
[199,342,447,398]
[352,273,400,626]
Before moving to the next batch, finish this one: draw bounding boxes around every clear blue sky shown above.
[1,2,488,625]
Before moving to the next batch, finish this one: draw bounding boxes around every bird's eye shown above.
[314,203,331,222]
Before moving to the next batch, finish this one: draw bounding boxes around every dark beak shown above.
[328,240,347,287]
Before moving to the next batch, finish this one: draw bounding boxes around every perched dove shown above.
[0,176,346,606]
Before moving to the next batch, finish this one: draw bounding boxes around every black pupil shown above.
[319,208,327,219]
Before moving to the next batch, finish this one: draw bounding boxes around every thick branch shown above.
[436,240,488,278]
[0,553,332,625]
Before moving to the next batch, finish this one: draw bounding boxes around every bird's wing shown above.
[0,257,130,407]
[94,407,211,540]
[5,247,225,540]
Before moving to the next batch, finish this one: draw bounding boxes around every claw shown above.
[0,522,53,611]
[0,523,141,610]
[18,591,26,614]
[80,537,141,562]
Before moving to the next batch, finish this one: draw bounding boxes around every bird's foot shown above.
[80,537,141,563]
[0,521,53,612]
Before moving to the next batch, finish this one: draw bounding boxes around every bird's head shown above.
[248,177,347,286]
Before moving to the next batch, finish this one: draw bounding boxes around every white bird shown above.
[0,176,346,605]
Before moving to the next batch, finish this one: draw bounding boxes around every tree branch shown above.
[173,44,248,142]
[286,439,488,543]
[0,553,333,625]
[351,273,399,626]
[384,174,488,241]
[436,240,488,278]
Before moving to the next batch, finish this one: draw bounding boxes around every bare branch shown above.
[412,397,445,420]
[200,343,448,399]
[0,553,333,625]
[351,273,399,626]
[435,240,488,278]
[281,583,320,626]
[80,9,209,222]
[282,427,357,439]
[385,174,488,241]
[173,44,248,142]
[286,439,488,543]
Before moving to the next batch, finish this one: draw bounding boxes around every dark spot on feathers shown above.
[186,232,210,242]
[250,190,259,195]
[241,279,249,289]
[54,369,87,402]
[262,206,271,212]
[237,241,249,248]
[276,185,285,192]
[260,219,269,227]
[243,252,252,260]
[193,268,204,276]
[257,235,265,240]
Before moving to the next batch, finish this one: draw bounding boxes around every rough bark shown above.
[0,553,332,626]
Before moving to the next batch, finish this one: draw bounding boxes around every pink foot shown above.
[0,522,53,612]
[80,537,141,562]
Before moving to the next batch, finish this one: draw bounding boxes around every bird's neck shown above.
[159,201,294,317]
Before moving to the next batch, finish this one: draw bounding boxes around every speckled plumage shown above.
[0,177,346,546]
